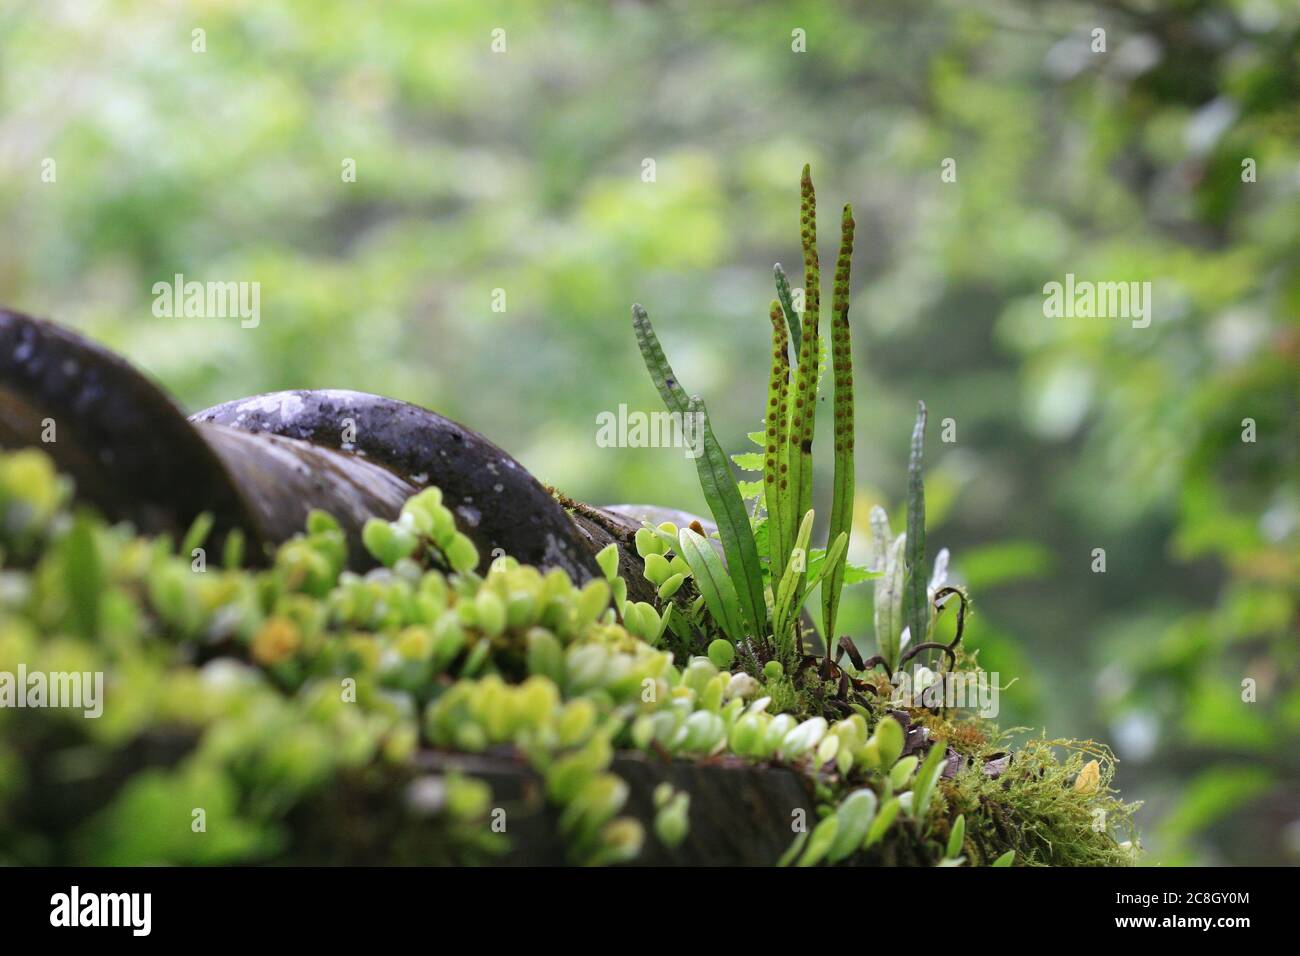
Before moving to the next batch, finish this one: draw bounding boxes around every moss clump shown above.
[949,739,1140,867]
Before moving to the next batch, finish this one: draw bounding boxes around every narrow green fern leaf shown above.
[822,202,856,647]
[677,526,744,641]
[765,299,792,584]
[784,166,820,600]
[772,509,815,656]
[876,531,906,671]
[803,530,847,596]
[903,401,929,654]
[773,263,801,354]
[631,305,767,637]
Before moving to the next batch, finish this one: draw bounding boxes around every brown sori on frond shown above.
[830,203,855,457]
[822,202,856,645]
[786,164,820,562]
[766,298,792,583]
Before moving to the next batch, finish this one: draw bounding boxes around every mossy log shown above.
[288,749,817,866]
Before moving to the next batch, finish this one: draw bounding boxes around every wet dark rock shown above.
[0,309,258,543]
[0,309,600,579]
[193,390,600,580]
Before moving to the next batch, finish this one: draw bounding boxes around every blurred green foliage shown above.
[0,0,1296,863]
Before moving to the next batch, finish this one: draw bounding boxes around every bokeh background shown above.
[0,0,1296,865]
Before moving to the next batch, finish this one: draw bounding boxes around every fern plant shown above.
[631,166,965,680]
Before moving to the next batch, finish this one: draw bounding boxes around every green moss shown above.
[953,739,1141,867]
